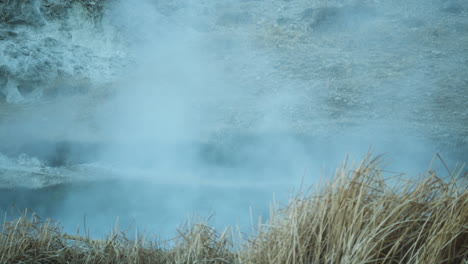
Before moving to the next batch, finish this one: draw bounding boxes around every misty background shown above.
[0,0,467,238]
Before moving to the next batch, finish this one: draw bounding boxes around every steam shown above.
[0,0,466,238]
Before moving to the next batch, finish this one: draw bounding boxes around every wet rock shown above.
[217,12,253,26]
[0,0,45,26]
[0,31,18,40]
[0,0,124,103]
[441,1,466,14]
[276,16,293,26]
[0,67,17,103]
[0,139,102,167]
[453,22,468,33]
[76,0,110,19]
[2,78,23,103]
[151,0,185,16]
[300,5,376,32]
[40,1,71,20]
[39,0,109,21]
[301,7,338,23]
[401,17,426,29]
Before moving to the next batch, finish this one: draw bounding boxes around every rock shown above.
[2,77,23,103]
[0,0,45,26]
[301,7,339,24]
[453,22,468,33]
[0,31,18,40]
[401,18,426,29]
[441,1,466,14]
[152,0,185,16]
[217,11,253,26]
[276,16,292,26]
[0,0,124,103]
[300,5,376,32]
[40,1,72,20]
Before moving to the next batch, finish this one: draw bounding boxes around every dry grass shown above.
[1,155,466,263]
[244,156,467,264]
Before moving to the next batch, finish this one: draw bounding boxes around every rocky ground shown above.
[0,0,467,189]
[202,0,468,143]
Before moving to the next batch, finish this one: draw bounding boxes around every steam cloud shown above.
[0,0,466,238]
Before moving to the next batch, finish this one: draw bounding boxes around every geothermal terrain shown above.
[0,0,467,237]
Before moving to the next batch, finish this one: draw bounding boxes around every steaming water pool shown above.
[0,132,464,239]
[0,0,467,244]
[0,136,306,238]
[0,178,281,239]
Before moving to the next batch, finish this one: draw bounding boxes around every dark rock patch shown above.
[0,31,18,40]
[401,17,426,29]
[217,12,253,26]
[301,5,377,32]
[0,0,45,26]
[0,140,103,167]
[441,1,466,14]
[277,16,293,26]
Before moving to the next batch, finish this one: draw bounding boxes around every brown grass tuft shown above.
[170,223,236,263]
[244,156,467,264]
[1,155,466,263]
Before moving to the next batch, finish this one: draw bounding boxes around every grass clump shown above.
[1,155,467,263]
[0,212,167,263]
[244,156,467,263]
